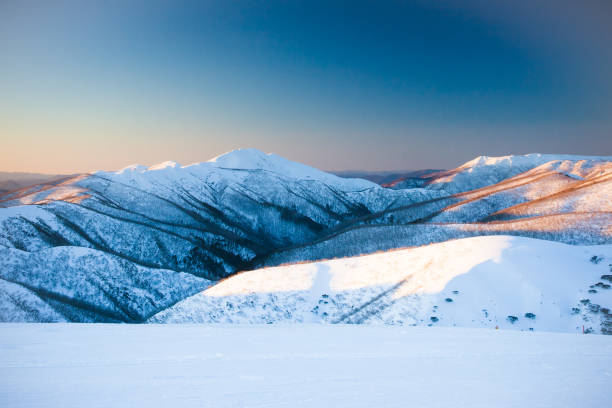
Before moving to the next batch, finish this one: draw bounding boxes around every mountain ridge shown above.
[1,149,611,323]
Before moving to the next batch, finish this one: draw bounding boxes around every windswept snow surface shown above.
[0,324,611,408]
[153,236,612,334]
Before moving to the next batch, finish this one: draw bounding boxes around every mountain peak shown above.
[204,148,375,188]
[148,161,180,171]
[116,164,148,174]
[461,153,612,170]
[460,154,544,169]
[96,148,377,190]
[207,148,277,170]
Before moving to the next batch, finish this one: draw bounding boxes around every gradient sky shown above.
[1,0,611,173]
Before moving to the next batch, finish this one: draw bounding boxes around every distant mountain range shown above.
[331,169,445,186]
[0,172,71,195]
[1,149,611,328]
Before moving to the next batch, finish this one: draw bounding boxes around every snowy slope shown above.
[152,236,612,334]
[0,149,435,322]
[264,213,612,268]
[0,246,210,322]
[422,153,612,193]
[0,149,431,279]
[2,324,611,408]
[264,157,612,266]
[426,159,612,222]
[0,280,66,322]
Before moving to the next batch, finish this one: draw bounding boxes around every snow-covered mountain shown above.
[1,149,611,323]
[263,156,612,266]
[0,149,428,278]
[387,153,612,193]
[152,236,612,334]
[0,245,208,323]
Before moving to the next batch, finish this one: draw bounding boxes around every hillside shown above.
[0,149,429,279]
[152,236,612,334]
[0,245,209,323]
[264,157,612,266]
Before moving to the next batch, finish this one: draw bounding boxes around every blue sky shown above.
[1,0,611,172]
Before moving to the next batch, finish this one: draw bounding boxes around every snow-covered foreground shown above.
[0,324,610,408]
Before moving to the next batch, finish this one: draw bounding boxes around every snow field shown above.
[1,324,610,408]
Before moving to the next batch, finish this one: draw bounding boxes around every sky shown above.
[1,0,611,173]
